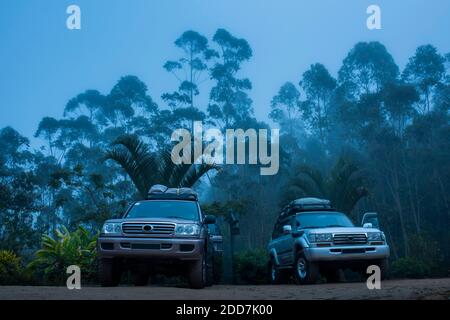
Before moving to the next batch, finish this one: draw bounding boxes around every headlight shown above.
[367,232,383,241]
[102,223,122,235]
[175,224,200,236]
[308,233,333,243]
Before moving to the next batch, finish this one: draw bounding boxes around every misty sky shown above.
[1,0,449,146]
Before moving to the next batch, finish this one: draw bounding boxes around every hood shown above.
[306,226,381,234]
[105,217,199,224]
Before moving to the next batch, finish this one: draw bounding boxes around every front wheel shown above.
[205,254,214,287]
[377,258,389,280]
[293,252,320,284]
[99,258,122,287]
[188,256,206,289]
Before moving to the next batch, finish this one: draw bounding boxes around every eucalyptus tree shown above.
[402,45,446,113]
[208,29,253,129]
[163,30,216,109]
[162,31,216,132]
[34,117,60,157]
[0,127,38,252]
[338,41,399,97]
[300,63,337,145]
[381,82,419,135]
[270,82,304,137]
[103,75,158,134]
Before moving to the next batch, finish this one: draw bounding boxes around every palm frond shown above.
[105,135,217,197]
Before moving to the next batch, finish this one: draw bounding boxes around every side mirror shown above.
[282,225,292,235]
[363,222,373,228]
[204,215,216,225]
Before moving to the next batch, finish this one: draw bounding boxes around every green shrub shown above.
[28,226,98,285]
[233,249,269,284]
[391,256,433,278]
[0,250,27,285]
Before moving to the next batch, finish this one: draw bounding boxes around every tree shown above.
[34,117,60,157]
[105,135,218,198]
[300,63,337,144]
[101,76,158,132]
[163,30,216,109]
[208,29,253,129]
[162,31,216,132]
[65,90,106,122]
[402,45,446,113]
[270,82,304,137]
[381,82,419,135]
[338,42,399,96]
[284,157,369,216]
[0,127,38,253]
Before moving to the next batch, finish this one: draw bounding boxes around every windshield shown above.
[125,200,199,221]
[294,212,354,229]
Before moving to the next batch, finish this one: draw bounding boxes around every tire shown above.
[205,254,214,287]
[269,259,290,284]
[188,256,206,289]
[293,252,320,284]
[378,258,389,280]
[99,258,122,287]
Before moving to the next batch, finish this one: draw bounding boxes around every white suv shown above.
[267,198,389,284]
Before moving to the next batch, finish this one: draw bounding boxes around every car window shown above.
[125,200,199,221]
[272,216,290,239]
[272,219,282,239]
[294,212,354,229]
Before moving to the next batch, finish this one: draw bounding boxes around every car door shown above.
[275,216,294,266]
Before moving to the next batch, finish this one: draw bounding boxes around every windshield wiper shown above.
[300,226,323,229]
[325,225,346,228]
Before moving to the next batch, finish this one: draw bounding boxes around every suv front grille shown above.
[333,233,367,245]
[122,222,175,235]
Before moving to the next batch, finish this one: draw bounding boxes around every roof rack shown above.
[280,197,333,217]
[147,184,198,201]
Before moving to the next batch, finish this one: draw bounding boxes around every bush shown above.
[0,250,27,285]
[28,226,98,285]
[233,249,269,284]
[391,257,433,278]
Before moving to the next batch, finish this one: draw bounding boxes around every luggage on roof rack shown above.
[147,184,198,201]
[280,197,333,217]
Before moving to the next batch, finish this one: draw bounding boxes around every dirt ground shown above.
[1,278,450,300]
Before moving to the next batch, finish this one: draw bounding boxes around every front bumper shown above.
[304,245,390,262]
[97,236,204,261]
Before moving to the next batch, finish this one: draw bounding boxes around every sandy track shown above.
[1,278,450,300]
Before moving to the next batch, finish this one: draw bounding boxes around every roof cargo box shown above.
[147,184,198,201]
[280,197,333,217]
